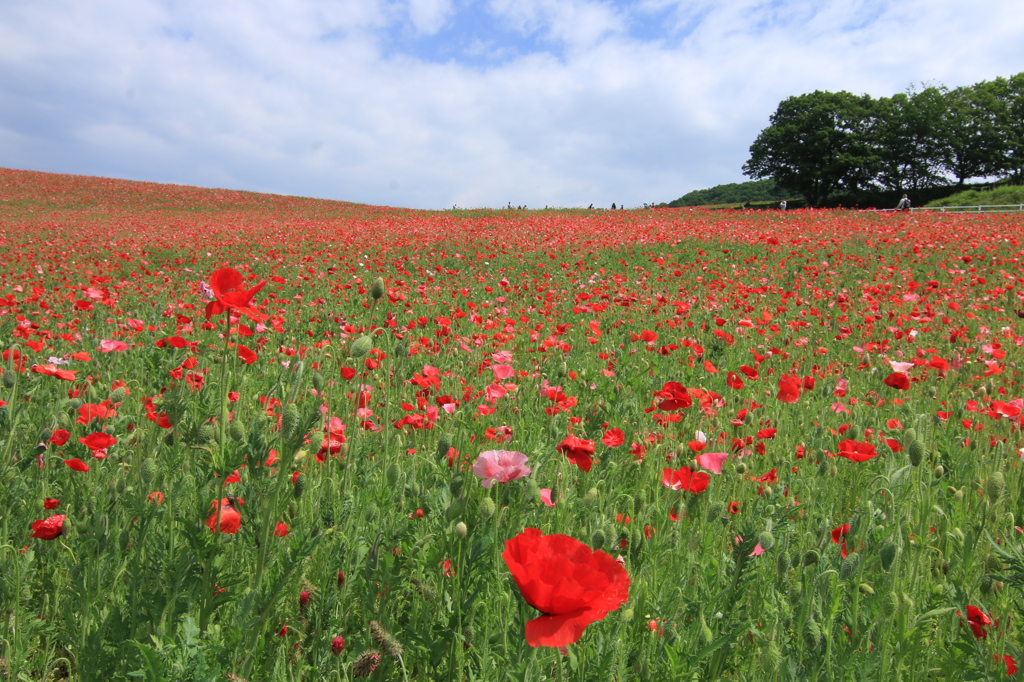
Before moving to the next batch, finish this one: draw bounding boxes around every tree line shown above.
[742,73,1024,207]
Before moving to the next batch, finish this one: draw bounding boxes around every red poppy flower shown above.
[966,605,990,639]
[206,496,242,534]
[831,523,851,558]
[30,363,77,382]
[79,432,117,451]
[756,428,777,439]
[275,522,290,537]
[204,267,267,322]
[64,458,89,472]
[49,429,71,446]
[654,381,692,411]
[601,428,625,448]
[1002,655,1017,676]
[237,344,258,364]
[883,372,910,390]
[502,528,630,647]
[29,514,66,540]
[837,439,879,462]
[556,435,595,473]
[44,498,60,509]
[726,371,745,390]
[77,400,117,424]
[661,466,710,494]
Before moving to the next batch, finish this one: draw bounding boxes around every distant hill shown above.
[662,179,789,207]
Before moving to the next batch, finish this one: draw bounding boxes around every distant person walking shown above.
[896,194,911,211]
[779,200,787,211]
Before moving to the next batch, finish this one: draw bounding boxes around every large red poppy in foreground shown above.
[502,528,629,647]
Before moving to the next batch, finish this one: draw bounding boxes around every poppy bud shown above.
[331,635,345,656]
[448,476,463,499]
[840,553,861,580]
[986,471,1006,503]
[312,372,324,392]
[706,503,724,523]
[229,419,246,442]
[293,473,306,499]
[198,423,216,444]
[478,497,495,519]
[349,335,373,359]
[845,425,860,441]
[1,372,15,389]
[734,462,747,474]
[436,433,452,460]
[900,593,914,613]
[881,592,899,617]
[904,439,921,465]
[446,498,465,520]
[827,465,837,479]
[352,650,382,678]
[879,542,898,571]
[591,528,606,549]
[371,277,386,301]
[901,427,917,447]
[803,549,820,566]
[140,458,158,485]
[38,427,53,443]
[933,465,944,479]
[282,403,300,440]
[859,583,874,596]
[454,521,468,539]
[788,584,803,606]
[337,569,346,588]
[980,574,993,595]
[385,463,400,487]
[364,505,376,522]
[757,531,775,551]
[776,551,790,582]
[584,487,599,506]
[299,589,310,610]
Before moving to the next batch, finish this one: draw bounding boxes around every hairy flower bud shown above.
[478,497,496,519]
[349,335,373,359]
[907,440,924,467]
[371,277,386,301]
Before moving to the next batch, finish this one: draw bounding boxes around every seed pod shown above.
[228,419,246,442]
[349,335,373,359]
[478,497,496,519]
[908,440,924,466]
[371,277,386,301]
[282,403,300,440]
[879,542,898,571]
[986,471,1006,503]
[293,472,306,499]
[757,531,776,551]
[803,549,820,566]
[140,458,158,485]
[454,521,468,539]
[591,528,606,549]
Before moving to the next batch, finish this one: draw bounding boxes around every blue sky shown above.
[2,0,1022,209]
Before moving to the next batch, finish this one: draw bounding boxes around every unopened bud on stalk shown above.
[385,463,400,487]
[986,471,1006,503]
[1,372,16,389]
[879,542,898,571]
[859,583,874,596]
[282,403,300,440]
[229,419,246,442]
[478,497,496,519]
[881,592,899,617]
[902,427,917,445]
[933,465,944,479]
[454,521,468,539]
[293,472,306,499]
[436,433,452,460]
[349,335,373,359]
[803,549,820,566]
[908,440,924,466]
[840,553,861,580]
[584,487,599,506]
[312,372,324,392]
[140,458,158,485]
[845,425,860,441]
[757,531,776,551]
[591,528,606,549]
[706,503,725,523]
[38,427,53,443]
[371,277,386,301]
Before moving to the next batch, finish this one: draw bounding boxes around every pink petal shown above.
[540,489,556,506]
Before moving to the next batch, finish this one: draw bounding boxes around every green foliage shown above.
[663,179,789,207]
[926,185,1024,207]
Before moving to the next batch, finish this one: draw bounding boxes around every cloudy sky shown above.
[2,0,1022,209]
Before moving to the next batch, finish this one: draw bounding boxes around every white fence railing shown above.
[911,204,1024,213]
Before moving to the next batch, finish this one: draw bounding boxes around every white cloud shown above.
[0,0,1022,209]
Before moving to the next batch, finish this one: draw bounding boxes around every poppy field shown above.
[2,167,1024,681]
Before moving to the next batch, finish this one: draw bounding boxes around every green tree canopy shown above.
[742,91,878,206]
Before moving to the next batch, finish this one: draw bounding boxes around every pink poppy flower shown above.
[695,452,729,474]
[540,488,556,506]
[472,450,532,488]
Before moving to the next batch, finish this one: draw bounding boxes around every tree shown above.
[743,91,878,206]
[989,73,1024,184]
[937,84,1004,185]
[870,88,947,192]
